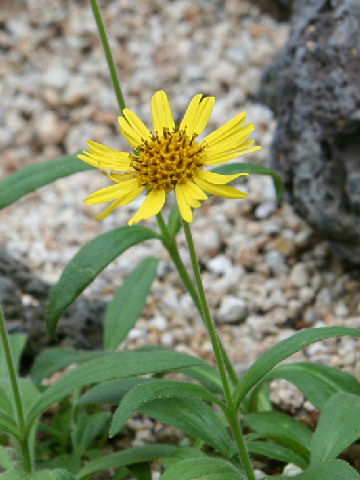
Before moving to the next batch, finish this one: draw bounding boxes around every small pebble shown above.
[290,263,309,287]
[217,296,248,324]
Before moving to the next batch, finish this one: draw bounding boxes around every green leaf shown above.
[127,462,151,480]
[0,381,13,414]
[109,380,228,437]
[311,392,360,464]
[46,226,160,338]
[0,446,15,470]
[32,471,77,480]
[77,444,177,480]
[0,378,39,417]
[246,383,272,414]
[104,257,159,350]
[161,447,209,469]
[244,411,312,462]
[139,397,233,457]
[212,162,283,202]
[264,459,360,480]
[180,364,223,394]
[0,334,27,377]
[234,327,360,408]
[114,467,129,480]
[72,411,110,458]
[0,470,76,480]
[167,204,182,237]
[31,348,106,385]
[263,362,360,410]
[247,440,308,468]
[25,349,203,431]
[0,153,91,209]
[160,458,245,480]
[0,407,20,438]
[0,473,29,480]
[78,378,155,404]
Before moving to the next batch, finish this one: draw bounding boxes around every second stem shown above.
[182,220,255,480]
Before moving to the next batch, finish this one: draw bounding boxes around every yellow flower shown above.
[78,90,261,225]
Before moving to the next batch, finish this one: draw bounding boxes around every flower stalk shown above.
[182,220,255,480]
[90,0,126,112]
[0,305,32,473]
[156,212,238,385]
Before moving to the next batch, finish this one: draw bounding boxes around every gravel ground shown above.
[2,0,360,473]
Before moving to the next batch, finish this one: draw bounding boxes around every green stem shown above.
[156,213,203,316]
[182,221,255,480]
[156,213,238,385]
[90,0,126,112]
[0,306,32,473]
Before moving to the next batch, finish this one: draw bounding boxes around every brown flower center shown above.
[130,129,206,191]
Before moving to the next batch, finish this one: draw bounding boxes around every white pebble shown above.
[290,263,309,287]
[217,296,248,323]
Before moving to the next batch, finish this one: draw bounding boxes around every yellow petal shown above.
[179,94,215,137]
[118,116,144,149]
[151,90,175,137]
[178,182,201,208]
[203,112,247,147]
[96,186,144,219]
[197,170,248,184]
[194,177,248,199]
[128,189,166,225]
[78,142,132,170]
[204,145,262,166]
[78,153,131,171]
[122,109,152,142]
[175,184,193,222]
[105,172,135,182]
[185,180,208,200]
[84,178,139,205]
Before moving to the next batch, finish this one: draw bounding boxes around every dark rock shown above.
[252,0,296,21]
[0,249,106,365]
[258,0,360,264]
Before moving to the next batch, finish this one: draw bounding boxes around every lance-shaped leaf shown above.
[247,440,308,469]
[0,446,15,471]
[31,348,106,385]
[109,379,228,437]
[0,333,27,377]
[25,350,203,431]
[77,444,177,480]
[264,459,360,480]
[104,257,159,350]
[160,457,245,480]
[179,364,223,394]
[234,327,360,408]
[161,447,209,469]
[262,362,360,410]
[46,226,160,338]
[311,392,360,464]
[212,162,283,202]
[0,470,77,480]
[0,153,91,209]
[244,411,312,463]
[78,378,157,405]
[126,462,152,480]
[139,397,233,457]
[0,408,20,438]
[167,204,182,237]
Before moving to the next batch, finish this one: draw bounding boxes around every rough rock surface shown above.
[258,0,360,263]
[252,0,296,21]
[0,248,106,363]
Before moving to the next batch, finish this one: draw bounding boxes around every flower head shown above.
[78,90,261,224]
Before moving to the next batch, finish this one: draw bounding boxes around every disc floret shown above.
[130,128,206,192]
